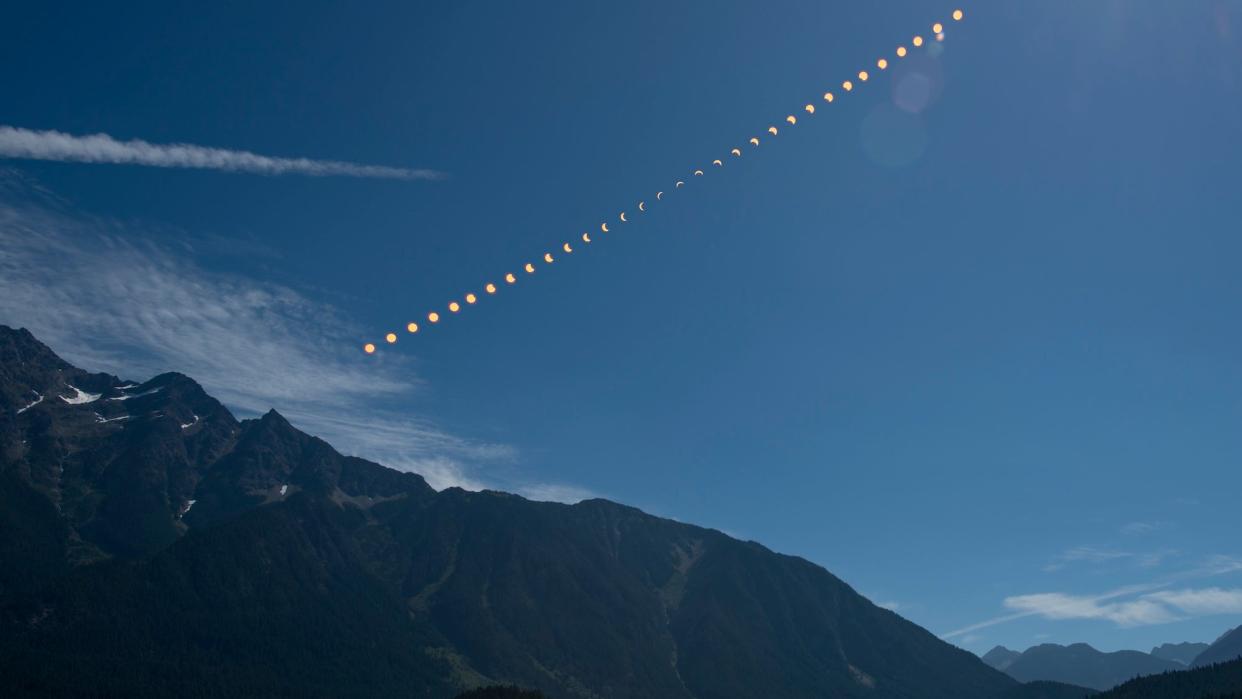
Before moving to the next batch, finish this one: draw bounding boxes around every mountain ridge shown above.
[0,324,1060,698]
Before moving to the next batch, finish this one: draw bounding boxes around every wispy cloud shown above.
[1120,521,1165,536]
[1003,591,1179,627]
[1043,546,1177,572]
[0,182,588,502]
[942,556,1242,639]
[1145,588,1242,616]
[1004,586,1242,627]
[0,126,443,180]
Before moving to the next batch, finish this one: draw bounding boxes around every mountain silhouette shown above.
[1,325,1077,698]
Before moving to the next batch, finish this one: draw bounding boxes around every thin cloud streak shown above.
[0,126,443,180]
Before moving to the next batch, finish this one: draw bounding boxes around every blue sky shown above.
[2,1,1241,655]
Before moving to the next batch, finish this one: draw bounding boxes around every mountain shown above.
[1195,625,1242,667]
[985,645,1024,672]
[0,324,1032,698]
[1094,657,1242,698]
[1150,641,1210,666]
[983,642,1183,691]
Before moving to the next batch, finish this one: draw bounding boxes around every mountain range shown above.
[0,325,1082,698]
[983,627,1242,692]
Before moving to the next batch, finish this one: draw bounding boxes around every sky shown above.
[2,0,1241,656]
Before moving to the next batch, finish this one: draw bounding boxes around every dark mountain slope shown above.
[1095,657,1242,699]
[1,325,1024,698]
[1196,626,1242,667]
[1,494,454,698]
[999,643,1182,691]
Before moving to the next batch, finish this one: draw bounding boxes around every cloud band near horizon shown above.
[0,126,442,180]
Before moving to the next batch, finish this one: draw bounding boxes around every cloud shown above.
[1145,588,1242,616]
[1043,546,1177,572]
[0,126,443,180]
[1120,521,1163,536]
[0,185,596,501]
[942,557,1242,640]
[1003,592,1179,627]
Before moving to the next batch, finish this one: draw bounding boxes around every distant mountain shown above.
[984,645,1023,672]
[988,643,1182,691]
[1150,641,1210,666]
[0,325,1027,698]
[1095,657,1242,698]
[1195,625,1242,667]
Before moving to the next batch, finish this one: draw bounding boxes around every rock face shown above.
[0,325,1023,698]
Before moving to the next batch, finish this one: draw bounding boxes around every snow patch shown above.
[279,484,288,496]
[183,499,197,515]
[17,394,44,414]
[94,413,131,424]
[180,414,199,429]
[108,387,164,401]
[115,383,139,390]
[61,386,101,404]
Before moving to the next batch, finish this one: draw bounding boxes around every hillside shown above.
[1094,657,1242,699]
[1196,626,1242,668]
[0,325,1026,698]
